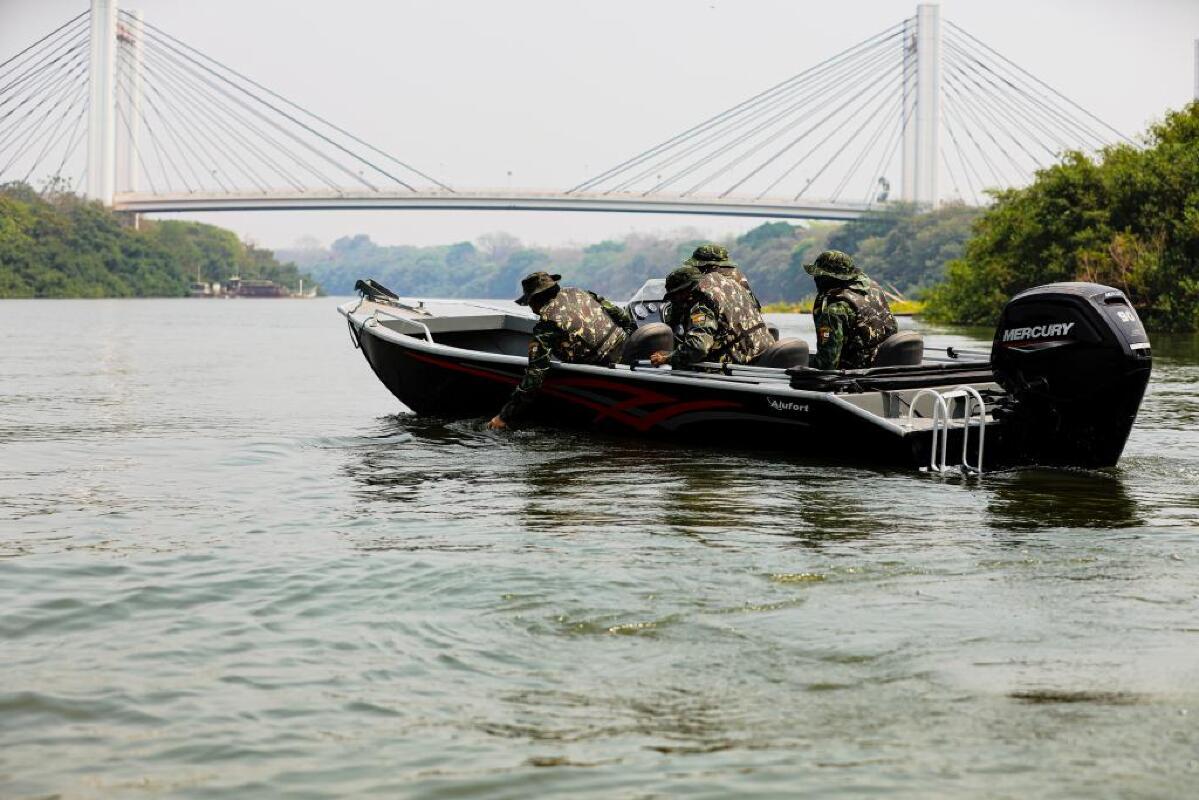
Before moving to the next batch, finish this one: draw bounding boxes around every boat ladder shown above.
[907,386,987,475]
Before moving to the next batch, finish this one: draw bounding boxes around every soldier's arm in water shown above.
[667,302,720,368]
[590,291,637,333]
[495,321,559,425]
[811,301,852,370]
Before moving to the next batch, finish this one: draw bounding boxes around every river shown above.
[1,298,1196,798]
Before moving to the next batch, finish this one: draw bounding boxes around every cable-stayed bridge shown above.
[0,1,1128,221]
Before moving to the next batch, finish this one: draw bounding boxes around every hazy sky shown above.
[3,0,1197,250]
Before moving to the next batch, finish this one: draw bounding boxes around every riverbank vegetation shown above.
[12,101,1196,331]
[284,203,978,305]
[0,183,314,298]
[925,103,1199,331]
[764,299,926,315]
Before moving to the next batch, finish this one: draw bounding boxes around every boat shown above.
[338,279,1152,473]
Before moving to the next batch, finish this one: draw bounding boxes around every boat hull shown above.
[353,317,924,465]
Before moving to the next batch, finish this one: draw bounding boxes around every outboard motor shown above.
[991,282,1152,468]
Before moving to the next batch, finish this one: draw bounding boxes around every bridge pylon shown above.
[900,3,940,207]
[86,0,117,205]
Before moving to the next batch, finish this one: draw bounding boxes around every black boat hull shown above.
[353,318,957,467]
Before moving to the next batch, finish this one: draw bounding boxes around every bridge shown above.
[0,1,1127,221]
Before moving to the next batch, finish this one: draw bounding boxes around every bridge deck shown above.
[112,190,874,220]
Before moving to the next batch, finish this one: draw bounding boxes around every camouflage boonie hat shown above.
[683,243,736,269]
[664,266,704,295]
[515,271,562,305]
[804,249,861,280]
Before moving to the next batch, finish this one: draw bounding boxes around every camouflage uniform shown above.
[804,250,898,370]
[664,267,774,368]
[499,284,635,423]
[685,243,762,310]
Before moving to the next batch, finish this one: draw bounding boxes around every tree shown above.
[925,102,1199,331]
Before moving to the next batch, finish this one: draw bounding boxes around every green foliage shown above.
[0,184,315,298]
[287,222,837,304]
[925,103,1199,331]
[823,202,982,295]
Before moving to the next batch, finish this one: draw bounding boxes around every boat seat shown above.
[620,322,674,364]
[767,322,780,341]
[873,331,924,367]
[756,337,809,368]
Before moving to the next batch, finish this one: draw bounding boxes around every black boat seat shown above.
[621,322,674,364]
[756,337,809,368]
[873,331,924,366]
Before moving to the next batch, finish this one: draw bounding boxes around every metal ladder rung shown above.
[907,386,986,475]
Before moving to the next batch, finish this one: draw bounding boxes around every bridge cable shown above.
[567,19,907,194]
[788,65,908,199]
[831,93,902,203]
[128,41,291,195]
[0,65,87,177]
[829,91,904,202]
[615,26,905,195]
[136,36,353,193]
[652,40,901,196]
[940,103,981,205]
[941,40,1073,155]
[944,35,1103,152]
[0,10,87,75]
[124,49,235,194]
[126,12,428,193]
[943,76,1012,187]
[722,56,904,198]
[0,35,88,122]
[132,44,312,192]
[673,43,902,197]
[135,30,381,193]
[942,100,998,193]
[126,51,267,194]
[21,79,90,184]
[50,100,90,191]
[608,32,903,195]
[0,18,88,97]
[862,69,918,207]
[112,43,163,194]
[942,69,1039,180]
[0,49,90,165]
[119,46,210,192]
[767,59,906,200]
[123,11,452,192]
[111,68,160,195]
[939,147,964,202]
[945,21,1126,144]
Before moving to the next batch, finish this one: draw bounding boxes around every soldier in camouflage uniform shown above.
[684,243,762,310]
[804,250,898,370]
[649,266,774,369]
[488,271,635,429]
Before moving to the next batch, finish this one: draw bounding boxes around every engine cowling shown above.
[991,282,1152,468]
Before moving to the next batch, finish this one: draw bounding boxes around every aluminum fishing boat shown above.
[339,279,1152,472]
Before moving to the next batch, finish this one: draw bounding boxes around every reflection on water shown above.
[1,300,1197,799]
[984,469,1143,531]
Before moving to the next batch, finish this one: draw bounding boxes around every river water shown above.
[1,298,1197,799]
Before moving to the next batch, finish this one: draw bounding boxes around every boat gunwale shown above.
[339,300,975,436]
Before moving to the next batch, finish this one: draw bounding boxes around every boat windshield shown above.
[624,279,666,304]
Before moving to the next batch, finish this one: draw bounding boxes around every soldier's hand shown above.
[487,415,508,430]
[649,351,670,367]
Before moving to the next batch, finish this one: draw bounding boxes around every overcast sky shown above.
[3,0,1197,250]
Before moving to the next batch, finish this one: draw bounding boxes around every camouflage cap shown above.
[515,271,562,306]
[664,266,704,296]
[683,243,736,269]
[803,250,861,280]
